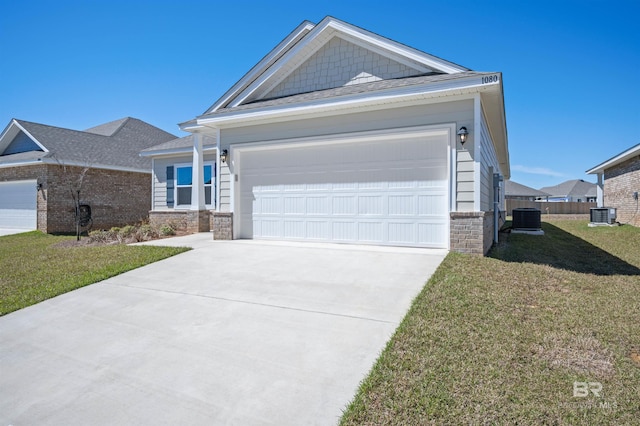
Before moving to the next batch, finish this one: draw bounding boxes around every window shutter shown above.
[166,166,174,207]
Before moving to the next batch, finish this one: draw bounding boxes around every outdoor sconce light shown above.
[457,126,469,146]
[36,182,43,191]
[220,149,228,164]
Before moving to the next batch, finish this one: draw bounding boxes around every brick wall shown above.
[0,164,152,233]
[450,211,498,255]
[212,212,233,240]
[45,165,151,233]
[149,210,211,233]
[604,155,640,226]
[149,211,189,231]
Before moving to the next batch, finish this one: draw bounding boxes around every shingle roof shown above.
[84,117,130,136]
[141,134,217,156]
[505,180,549,197]
[539,179,596,198]
[207,71,486,116]
[1,118,176,171]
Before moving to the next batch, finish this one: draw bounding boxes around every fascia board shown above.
[179,119,207,133]
[140,146,217,158]
[40,158,152,174]
[205,21,315,114]
[325,18,468,74]
[0,159,43,169]
[228,17,468,108]
[13,121,50,152]
[586,143,640,174]
[0,120,49,154]
[199,74,498,127]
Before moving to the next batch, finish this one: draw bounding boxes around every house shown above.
[539,179,597,202]
[586,143,640,226]
[0,117,176,233]
[505,180,549,201]
[149,16,509,254]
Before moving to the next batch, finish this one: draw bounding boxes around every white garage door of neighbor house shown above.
[0,180,37,230]
[238,133,449,248]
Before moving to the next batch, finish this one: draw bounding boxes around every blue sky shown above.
[1,0,638,189]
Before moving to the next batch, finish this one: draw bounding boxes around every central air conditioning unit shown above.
[512,208,542,230]
[590,207,617,225]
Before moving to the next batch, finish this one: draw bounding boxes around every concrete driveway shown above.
[0,234,446,425]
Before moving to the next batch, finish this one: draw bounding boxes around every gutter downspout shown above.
[493,173,503,244]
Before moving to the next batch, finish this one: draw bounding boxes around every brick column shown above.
[450,211,494,255]
[186,210,211,233]
[212,212,233,240]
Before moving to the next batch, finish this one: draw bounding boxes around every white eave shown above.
[586,143,640,174]
[197,74,500,129]
[140,145,217,158]
[0,119,50,154]
[205,20,316,113]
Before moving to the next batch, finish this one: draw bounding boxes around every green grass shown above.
[0,231,190,316]
[341,220,640,425]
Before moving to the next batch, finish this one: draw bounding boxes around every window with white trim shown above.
[174,162,215,208]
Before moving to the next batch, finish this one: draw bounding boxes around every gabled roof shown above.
[505,180,549,197]
[181,16,508,178]
[0,117,176,172]
[141,134,217,157]
[586,142,640,174]
[539,179,596,198]
[201,16,469,115]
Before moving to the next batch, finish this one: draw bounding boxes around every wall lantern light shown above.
[220,149,228,164]
[457,126,469,146]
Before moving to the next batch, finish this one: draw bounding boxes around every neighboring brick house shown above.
[587,143,640,226]
[0,117,176,233]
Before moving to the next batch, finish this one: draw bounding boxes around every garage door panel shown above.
[239,133,449,248]
[284,221,305,238]
[358,222,384,242]
[332,196,357,215]
[333,222,357,240]
[0,181,37,230]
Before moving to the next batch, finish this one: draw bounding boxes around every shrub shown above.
[135,224,157,242]
[159,225,176,236]
[119,225,136,239]
[88,230,109,244]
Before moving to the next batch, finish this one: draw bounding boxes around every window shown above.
[174,163,215,208]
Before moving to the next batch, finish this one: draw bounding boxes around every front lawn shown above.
[341,220,640,424]
[0,231,190,316]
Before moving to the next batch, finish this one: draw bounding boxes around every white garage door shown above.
[0,180,37,230]
[238,132,449,248]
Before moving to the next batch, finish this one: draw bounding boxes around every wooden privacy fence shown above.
[506,200,596,215]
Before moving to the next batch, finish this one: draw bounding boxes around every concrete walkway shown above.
[0,234,446,425]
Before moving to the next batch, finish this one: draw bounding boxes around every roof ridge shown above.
[15,119,111,139]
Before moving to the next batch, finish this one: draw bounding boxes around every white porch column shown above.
[191,132,205,210]
[596,173,604,207]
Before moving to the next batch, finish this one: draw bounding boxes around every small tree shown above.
[53,156,92,240]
